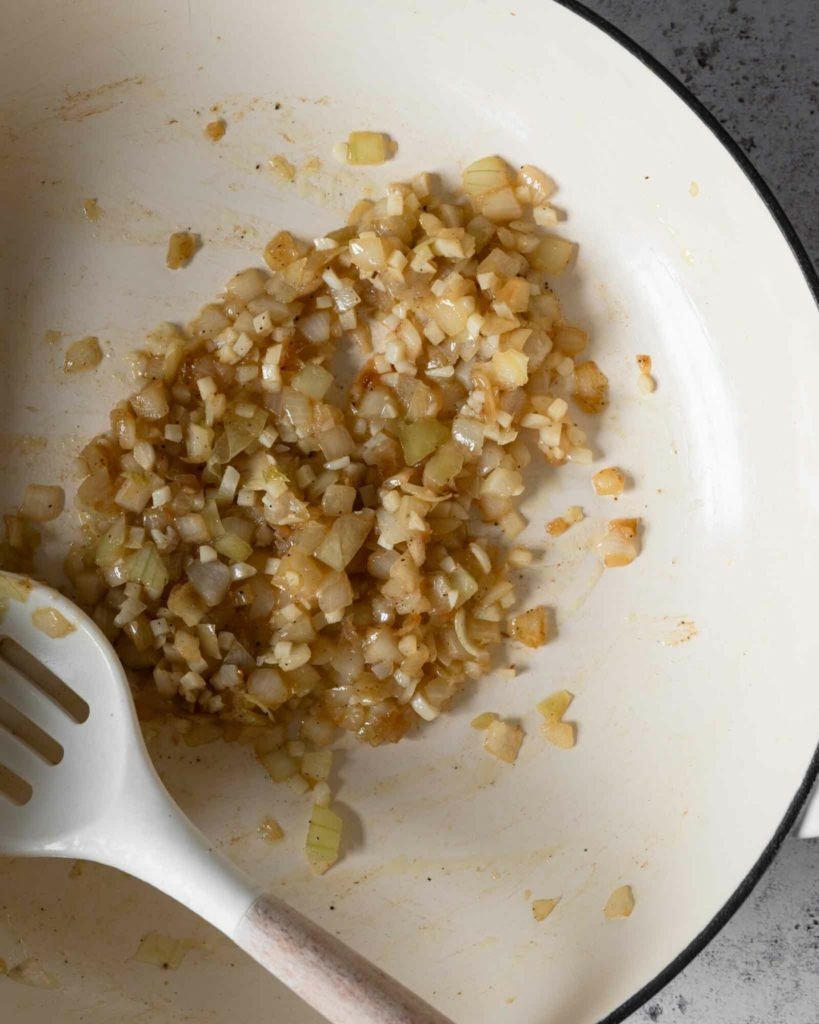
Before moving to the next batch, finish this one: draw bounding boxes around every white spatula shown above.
[0,572,451,1024]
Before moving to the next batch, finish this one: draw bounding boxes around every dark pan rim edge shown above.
[549,0,819,1021]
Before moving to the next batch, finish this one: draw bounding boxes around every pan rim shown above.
[549,1,819,1020]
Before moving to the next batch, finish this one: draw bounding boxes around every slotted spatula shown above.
[0,571,450,1024]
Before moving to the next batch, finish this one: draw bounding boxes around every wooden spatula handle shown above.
[235,893,453,1024]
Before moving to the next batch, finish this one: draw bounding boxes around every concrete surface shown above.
[574,2,819,1021]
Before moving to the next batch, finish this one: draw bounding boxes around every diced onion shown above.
[509,606,548,648]
[542,720,575,749]
[347,132,390,166]
[532,897,560,922]
[64,336,102,373]
[604,885,635,920]
[7,958,59,990]
[597,519,640,568]
[133,932,200,970]
[462,156,512,196]
[305,803,343,874]
[483,720,522,763]
[19,485,64,523]
[536,690,573,724]
[399,418,449,466]
[573,361,609,414]
[592,467,626,497]
[32,606,75,638]
[166,232,198,270]
[52,152,627,768]
[187,558,231,606]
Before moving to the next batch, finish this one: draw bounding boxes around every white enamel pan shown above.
[2,1,819,1021]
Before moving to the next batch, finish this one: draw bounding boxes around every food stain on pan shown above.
[56,76,146,123]
[328,845,562,897]
[625,612,699,646]
[662,618,698,646]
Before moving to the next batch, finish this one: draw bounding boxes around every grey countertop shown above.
[575,1,819,1021]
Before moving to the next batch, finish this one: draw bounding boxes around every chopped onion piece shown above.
[537,690,573,724]
[347,132,391,166]
[604,885,635,920]
[509,606,548,648]
[123,544,168,599]
[0,573,31,602]
[7,958,59,989]
[532,897,560,922]
[542,720,575,749]
[597,518,640,568]
[399,418,449,466]
[483,720,522,763]
[592,467,626,497]
[259,816,284,842]
[133,932,201,970]
[301,750,332,783]
[19,485,64,523]
[187,558,231,606]
[64,336,102,373]
[32,606,75,638]
[462,156,512,196]
[305,803,343,874]
[166,232,198,270]
[573,361,609,414]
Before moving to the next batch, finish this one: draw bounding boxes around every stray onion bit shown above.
[564,505,584,524]
[542,720,575,749]
[19,484,65,523]
[205,119,226,141]
[638,373,656,394]
[166,232,198,270]
[259,816,284,842]
[604,885,635,920]
[536,690,572,724]
[573,361,608,414]
[305,803,343,874]
[32,606,75,639]
[0,572,32,602]
[532,897,560,922]
[83,198,101,222]
[64,336,102,373]
[636,355,652,374]
[484,719,523,763]
[7,958,59,990]
[470,711,498,730]
[592,467,626,497]
[509,606,548,649]
[546,516,569,536]
[597,519,640,568]
[269,155,296,182]
[133,931,202,969]
[346,131,395,166]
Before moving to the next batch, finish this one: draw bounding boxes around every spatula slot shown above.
[0,695,64,765]
[0,763,33,806]
[0,636,90,724]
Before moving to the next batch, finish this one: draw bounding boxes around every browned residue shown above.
[83,198,101,222]
[663,618,698,646]
[57,75,145,122]
[205,119,226,142]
